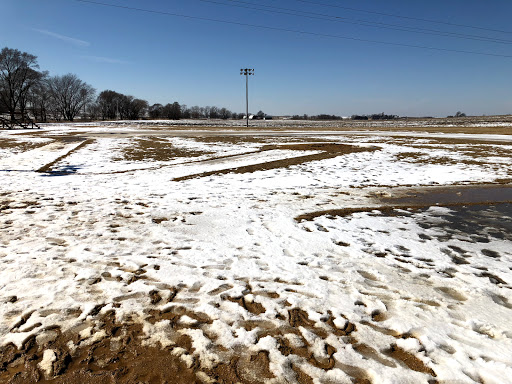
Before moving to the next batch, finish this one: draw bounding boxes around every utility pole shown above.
[240,68,254,127]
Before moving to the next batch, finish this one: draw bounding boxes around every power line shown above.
[196,0,512,45]
[284,0,512,35]
[73,0,512,58]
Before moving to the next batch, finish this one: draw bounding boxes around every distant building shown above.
[242,114,273,120]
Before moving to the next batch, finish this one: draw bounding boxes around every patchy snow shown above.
[37,349,57,378]
[0,122,511,383]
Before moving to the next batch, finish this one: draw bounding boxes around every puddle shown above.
[296,185,512,222]
[382,185,512,206]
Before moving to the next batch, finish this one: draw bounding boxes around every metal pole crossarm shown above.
[240,68,255,127]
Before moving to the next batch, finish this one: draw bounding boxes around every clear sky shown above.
[2,0,512,117]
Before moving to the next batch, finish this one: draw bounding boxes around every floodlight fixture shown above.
[240,68,255,127]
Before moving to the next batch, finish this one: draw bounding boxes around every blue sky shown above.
[2,0,512,117]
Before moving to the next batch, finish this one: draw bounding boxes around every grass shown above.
[0,138,49,153]
[117,137,212,162]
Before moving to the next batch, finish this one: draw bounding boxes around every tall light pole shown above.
[240,68,254,127]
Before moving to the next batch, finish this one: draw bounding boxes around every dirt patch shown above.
[226,295,266,315]
[288,308,316,328]
[290,363,314,384]
[0,315,199,384]
[208,351,275,384]
[0,139,50,154]
[261,143,359,152]
[385,344,436,376]
[296,207,397,222]
[118,137,211,162]
[0,300,437,384]
[193,135,271,145]
[174,144,376,181]
[0,309,278,384]
[192,135,329,146]
[353,343,396,367]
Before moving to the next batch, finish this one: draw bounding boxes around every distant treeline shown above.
[351,113,399,120]
[89,90,244,121]
[291,114,344,120]
[291,113,399,121]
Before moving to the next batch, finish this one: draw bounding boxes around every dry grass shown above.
[392,141,512,168]
[117,137,212,162]
[0,138,49,153]
[192,135,329,146]
[192,135,272,145]
[174,143,377,181]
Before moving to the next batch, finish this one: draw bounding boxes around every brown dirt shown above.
[118,137,212,162]
[0,300,441,384]
[192,135,272,145]
[290,363,314,384]
[226,296,266,315]
[0,315,199,384]
[174,143,376,181]
[209,351,275,384]
[353,343,396,367]
[296,207,397,222]
[0,139,49,153]
[0,308,276,384]
[288,308,316,328]
[385,344,436,376]
[192,136,329,146]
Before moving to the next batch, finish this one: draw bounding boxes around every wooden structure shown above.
[0,115,40,129]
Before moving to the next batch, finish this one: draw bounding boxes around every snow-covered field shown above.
[1,121,511,383]
[57,115,512,129]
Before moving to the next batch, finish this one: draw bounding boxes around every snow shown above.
[0,122,511,383]
[38,349,56,378]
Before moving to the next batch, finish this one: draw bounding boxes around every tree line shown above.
[291,113,399,121]
[0,47,242,122]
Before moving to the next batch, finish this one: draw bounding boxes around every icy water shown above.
[385,185,512,207]
[413,203,512,243]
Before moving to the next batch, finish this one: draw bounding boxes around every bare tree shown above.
[47,73,95,121]
[189,106,201,119]
[219,107,232,119]
[209,106,220,119]
[127,98,148,120]
[97,90,122,120]
[117,94,133,120]
[86,102,101,120]
[162,102,181,119]
[181,104,190,119]
[27,76,51,122]
[149,103,163,119]
[0,47,43,121]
